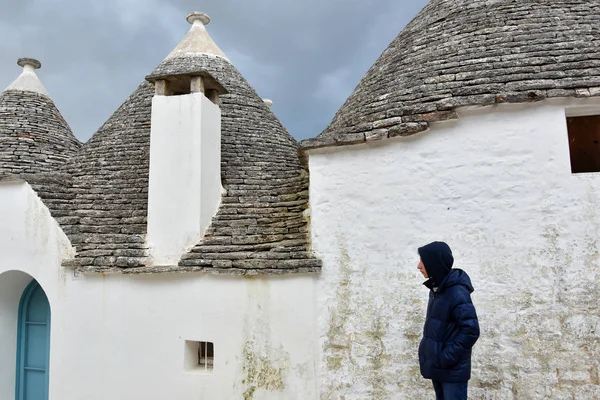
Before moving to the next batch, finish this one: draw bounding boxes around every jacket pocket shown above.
[440,343,461,369]
[423,339,443,368]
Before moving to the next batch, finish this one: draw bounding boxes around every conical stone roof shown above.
[0,58,81,175]
[302,0,600,149]
[57,83,153,269]
[57,13,320,274]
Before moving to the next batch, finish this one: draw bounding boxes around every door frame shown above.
[15,279,51,400]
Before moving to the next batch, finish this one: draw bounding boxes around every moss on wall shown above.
[242,340,289,400]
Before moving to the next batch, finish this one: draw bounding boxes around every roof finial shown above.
[160,11,227,60]
[17,58,41,70]
[187,12,210,27]
[3,57,50,96]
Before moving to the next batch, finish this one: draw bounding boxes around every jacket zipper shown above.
[425,290,437,332]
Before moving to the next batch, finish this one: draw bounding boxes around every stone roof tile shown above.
[0,59,81,174]
[55,82,153,269]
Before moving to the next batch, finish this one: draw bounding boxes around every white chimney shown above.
[145,13,226,266]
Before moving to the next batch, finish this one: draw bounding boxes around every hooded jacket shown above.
[418,242,480,383]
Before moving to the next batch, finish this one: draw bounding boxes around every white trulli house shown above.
[2,1,600,399]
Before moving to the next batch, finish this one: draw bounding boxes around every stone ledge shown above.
[72,264,322,276]
[301,90,600,151]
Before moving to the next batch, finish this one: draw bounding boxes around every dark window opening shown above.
[184,340,214,373]
[197,341,214,370]
[567,115,600,174]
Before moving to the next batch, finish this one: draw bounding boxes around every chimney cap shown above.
[187,12,210,26]
[17,58,41,69]
[146,71,228,96]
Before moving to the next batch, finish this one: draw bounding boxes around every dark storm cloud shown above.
[0,0,428,142]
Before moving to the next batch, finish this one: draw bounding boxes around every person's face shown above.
[417,259,428,278]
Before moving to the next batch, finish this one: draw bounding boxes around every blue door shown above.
[15,280,51,400]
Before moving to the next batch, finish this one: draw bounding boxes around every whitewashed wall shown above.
[0,181,74,400]
[309,99,600,399]
[147,93,222,266]
[0,181,318,400]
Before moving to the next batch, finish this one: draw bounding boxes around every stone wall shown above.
[309,99,600,399]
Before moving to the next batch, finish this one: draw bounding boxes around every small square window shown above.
[567,115,600,173]
[184,340,214,373]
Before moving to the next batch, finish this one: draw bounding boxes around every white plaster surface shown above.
[0,181,73,400]
[309,99,600,399]
[0,181,319,400]
[147,93,222,265]
[4,64,50,96]
[200,97,223,239]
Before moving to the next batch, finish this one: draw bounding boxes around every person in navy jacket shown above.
[417,241,480,400]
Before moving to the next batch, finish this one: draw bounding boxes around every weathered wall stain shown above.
[321,235,429,399]
[242,340,289,400]
[240,278,292,399]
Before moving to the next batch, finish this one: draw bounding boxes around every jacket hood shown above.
[419,241,454,287]
[435,269,475,293]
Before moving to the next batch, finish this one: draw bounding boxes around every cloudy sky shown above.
[0,0,428,142]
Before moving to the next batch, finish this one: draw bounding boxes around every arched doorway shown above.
[15,279,51,400]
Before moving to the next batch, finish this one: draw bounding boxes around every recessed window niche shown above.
[184,340,214,373]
